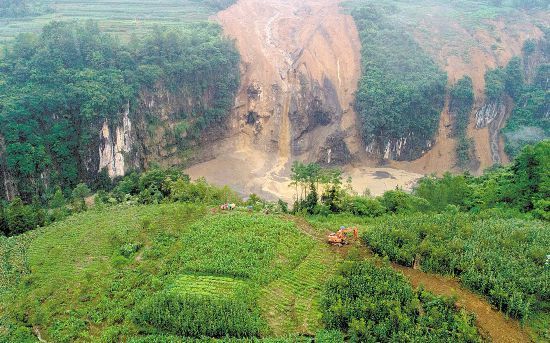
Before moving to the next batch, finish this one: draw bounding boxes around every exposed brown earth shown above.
[396,8,547,174]
[395,265,532,343]
[187,0,548,200]
[187,0,421,200]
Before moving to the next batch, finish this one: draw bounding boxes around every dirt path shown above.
[294,218,531,342]
[394,265,531,343]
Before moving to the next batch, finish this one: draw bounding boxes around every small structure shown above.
[327,226,358,246]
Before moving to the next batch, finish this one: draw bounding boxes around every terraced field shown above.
[171,275,248,299]
[0,205,328,341]
[259,244,341,336]
[1,204,540,341]
[0,0,224,44]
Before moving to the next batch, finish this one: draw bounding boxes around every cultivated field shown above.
[0,0,222,44]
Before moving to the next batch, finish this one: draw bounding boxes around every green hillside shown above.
[1,141,548,342]
[0,0,235,45]
[0,203,333,341]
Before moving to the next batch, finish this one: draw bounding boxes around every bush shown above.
[342,196,386,217]
[133,291,262,338]
[362,212,549,319]
[315,330,344,342]
[321,260,480,342]
[379,190,430,214]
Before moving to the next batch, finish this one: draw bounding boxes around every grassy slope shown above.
[2,205,543,341]
[0,204,339,341]
[0,0,222,44]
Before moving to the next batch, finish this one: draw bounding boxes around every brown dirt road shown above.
[395,265,532,343]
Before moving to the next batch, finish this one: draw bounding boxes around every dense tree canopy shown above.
[0,21,239,202]
[350,2,447,160]
[450,76,475,167]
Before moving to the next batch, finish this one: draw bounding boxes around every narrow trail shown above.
[394,265,532,343]
[33,327,47,343]
[291,218,531,343]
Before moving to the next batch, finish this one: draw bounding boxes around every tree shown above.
[49,187,66,209]
[0,204,8,236]
[72,183,91,212]
[0,21,239,203]
[505,57,524,101]
[507,141,549,211]
[5,197,35,236]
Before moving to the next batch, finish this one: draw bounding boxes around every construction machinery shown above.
[327,226,358,246]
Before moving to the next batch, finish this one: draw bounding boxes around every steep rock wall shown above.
[0,135,19,201]
[98,102,134,178]
[214,0,362,173]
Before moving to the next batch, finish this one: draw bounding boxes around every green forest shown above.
[350,1,447,160]
[0,21,239,202]
[0,0,51,18]
[482,30,549,157]
[449,76,475,167]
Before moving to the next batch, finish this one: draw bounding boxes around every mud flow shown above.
[187,0,421,200]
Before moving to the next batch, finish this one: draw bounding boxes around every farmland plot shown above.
[0,0,233,44]
[0,205,322,341]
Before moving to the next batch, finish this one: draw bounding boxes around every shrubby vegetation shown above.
[350,1,447,160]
[413,140,549,215]
[200,0,237,10]
[483,32,548,156]
[321,260,480,342]
[0,0,50,18]
[0,20,239,202]
[134,290,263,338]
[363,213,549,320]
[125,334,338,342]
[450,76,475,168]
[0,166,242,237]
[290,140,548,218]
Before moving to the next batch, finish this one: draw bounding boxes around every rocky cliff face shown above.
[98,102,134,178]
[0,79,227,200]
[474,97,511,164]
[215,0,362,172]
[385,9,547,175]
[0,135,19,201]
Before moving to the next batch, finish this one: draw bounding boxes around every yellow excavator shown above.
[327,226,358,246]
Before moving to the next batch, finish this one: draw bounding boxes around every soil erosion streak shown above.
[186,0,422,201]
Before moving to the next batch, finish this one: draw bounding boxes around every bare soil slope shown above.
[390,5,547,174]
[187,0,548,200]
[187,0,421,201]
